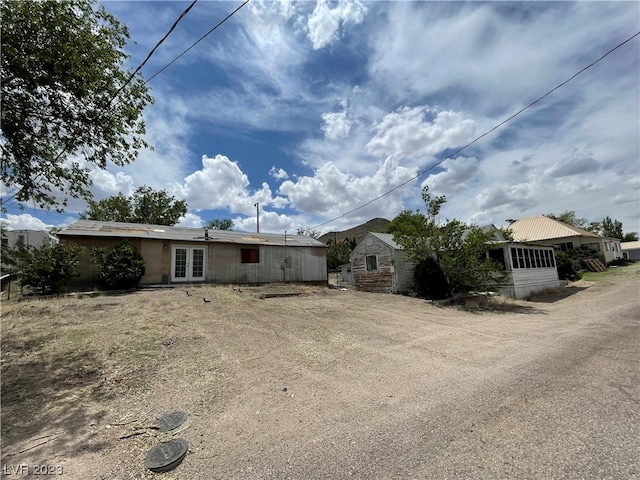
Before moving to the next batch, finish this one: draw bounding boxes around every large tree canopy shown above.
[1,0,153,210]
[80,186,187,226]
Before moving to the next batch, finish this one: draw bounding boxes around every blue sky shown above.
[3,1,639,236]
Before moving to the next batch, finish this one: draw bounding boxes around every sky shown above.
[2,0,639,236]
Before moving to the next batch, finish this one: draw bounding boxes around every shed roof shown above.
[508,215,611,242]
[369,232,403,250]
[58,220,326,248]
[621,241,640,251]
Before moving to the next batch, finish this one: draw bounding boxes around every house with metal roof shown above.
[508,215,623,264]
[621,241,640,261]
[57,220,327,287]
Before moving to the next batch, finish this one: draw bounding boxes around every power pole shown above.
[254,202,259,233]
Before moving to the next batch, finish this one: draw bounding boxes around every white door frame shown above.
[171,245,207,282]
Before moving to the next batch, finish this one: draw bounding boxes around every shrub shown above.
[20,243,83,293]
[91,240,145,289]
[411,258,449,299]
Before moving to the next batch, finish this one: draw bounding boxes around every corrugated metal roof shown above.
[509,215,607,242]
[369,232,403,250]
[57,220,326,247]
[621,241,640,250]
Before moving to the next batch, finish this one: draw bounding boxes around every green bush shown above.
[20,243,83,293]
[411,258,449,299]
[91,240,145,289]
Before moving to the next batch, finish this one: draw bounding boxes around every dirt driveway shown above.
[2,267,639,479]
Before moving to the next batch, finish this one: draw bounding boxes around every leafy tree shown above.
[80,193,132,222]
[1,0,153,211]
[546,211,599,233]
[130,186,187,225]
[19,243,83,293]
[327,241,352,271]
[600,216,623,240]
[206,218,234,230]
[91,240,145,289]
[80,186,187,225]
[388,186,505,298]
[622,232,638,242]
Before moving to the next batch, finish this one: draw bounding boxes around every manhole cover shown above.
[158,411,188,432]
[144,438,189,472]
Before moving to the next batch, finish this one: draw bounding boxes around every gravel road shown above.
[3,271,639,479]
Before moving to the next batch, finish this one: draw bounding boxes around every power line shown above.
[1,0,199,211]
[145,0,251,84]
[310,30,640,230]
[574,199,639,213]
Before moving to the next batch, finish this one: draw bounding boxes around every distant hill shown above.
[318,218,390,245]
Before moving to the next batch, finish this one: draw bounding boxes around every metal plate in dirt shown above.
[144,438,189,472]
[158,411,188,432]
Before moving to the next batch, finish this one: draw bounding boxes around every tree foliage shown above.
[18,243,83,293]
[599,216,623,240]
[622,232,638,242]
[91,240,145,289]
[388,186,505,298]
[1,0,153,210]
[80,186,187,225]
[206,218,234,230]
[546,211,599,233]
[327,241,352,271]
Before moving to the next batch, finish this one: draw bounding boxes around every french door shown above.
[171,246,206,282]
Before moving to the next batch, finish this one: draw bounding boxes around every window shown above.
[241,248,260,263]
[534,249,542,268]
[524,249,532,268]
[365,255,377,271]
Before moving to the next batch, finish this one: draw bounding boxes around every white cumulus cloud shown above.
[322,111,351,139]
[367,106,477,159]
[306,0,367,49]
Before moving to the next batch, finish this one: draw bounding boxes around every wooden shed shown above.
[350,232,414,294]
[57,220,327,287]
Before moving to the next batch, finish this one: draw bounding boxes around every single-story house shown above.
[508,215,623,264]
[350,232,416,294]
[351,229,559,299]
[57,220,327,286]
[621,241,640,261]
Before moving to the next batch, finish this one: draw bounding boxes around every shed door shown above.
[171,246,206,282]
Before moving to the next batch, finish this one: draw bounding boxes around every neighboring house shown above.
[350,232,415,294]
[57,220,327,286]
[351,228,559,299]
[508,215,623,264]
[621,241,640,260]
[2,229,58,250]
[1,229,59,271]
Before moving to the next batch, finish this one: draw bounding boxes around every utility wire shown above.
[145,0,251,84]
[111,0,198,104]
[1,0,199,211]
[310,30,640,230]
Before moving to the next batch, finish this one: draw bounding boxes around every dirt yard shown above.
[1,265,639,479]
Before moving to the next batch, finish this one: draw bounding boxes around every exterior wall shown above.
[351,235,395,293]
[205,243,326,284]
[534,236,623,264]
[61,236,143,286]
[493,244,559,299]
[393,249,415,294]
